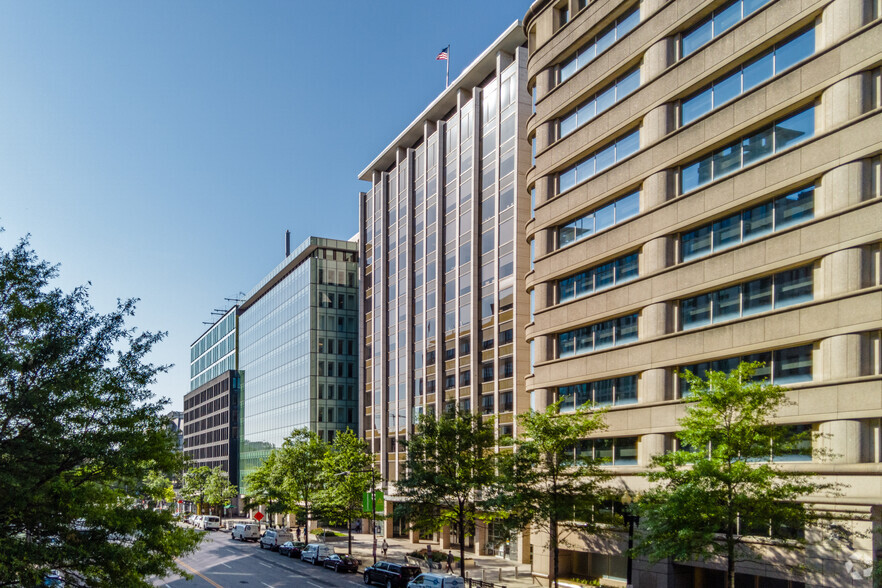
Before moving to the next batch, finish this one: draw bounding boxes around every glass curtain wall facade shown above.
[358,24,531,558]
[238,237,358,489]
[190,307,237,391]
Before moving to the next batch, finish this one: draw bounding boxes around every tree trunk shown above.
[348,515,352,555]
[458,509,466,579]
[551,518,559,588]
[727,538,735,588]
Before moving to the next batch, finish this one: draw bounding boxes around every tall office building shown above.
[358,23,533,557]
[524,0,882,585]
[238,236,359,489]
[184,307,240,487]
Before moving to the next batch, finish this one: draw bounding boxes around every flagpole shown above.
[446,45,450,88]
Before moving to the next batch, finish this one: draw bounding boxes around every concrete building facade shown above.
[238,236,359,489]
[524,0,882,585]
[358,23,533,558]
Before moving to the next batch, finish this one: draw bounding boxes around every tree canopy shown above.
[396,408,499,578]
[497,399,611,588]
[314,428,372,554]
[0,236,201,586]
[635,362,838,588]
[181,466,237,518]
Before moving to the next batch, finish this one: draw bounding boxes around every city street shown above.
[154,530,366,588]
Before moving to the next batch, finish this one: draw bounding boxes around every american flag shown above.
[436,47,449,61]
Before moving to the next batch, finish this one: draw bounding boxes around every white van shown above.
[407,573,465,588]
[200,516,220,531]
[231,523,260,542]
[259,528,293,551]
[300,543,335,565]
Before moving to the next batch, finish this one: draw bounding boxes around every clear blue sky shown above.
[0,1,533,410]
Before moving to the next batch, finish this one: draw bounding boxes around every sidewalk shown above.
[339,532,536,588]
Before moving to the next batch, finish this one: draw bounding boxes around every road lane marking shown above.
[220,562,231,568]
[307,583,324,588]
[174,559,224,588]
[259,561,272,568]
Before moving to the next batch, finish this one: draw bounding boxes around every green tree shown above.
[276,428,327,545]
[396,408,498,578]
[635,362,838,588]
[206,468,238,521]
[315,429,372,554]
[496,399,611,588]
[181,466,212,515]
[142,469,176,506]
[243,450,295,520]
[0,236,202,586]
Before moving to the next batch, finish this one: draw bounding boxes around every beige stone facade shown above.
[524,0,882,585]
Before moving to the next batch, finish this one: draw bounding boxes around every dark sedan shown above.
[278,541,307,558]
[323,553,359,573]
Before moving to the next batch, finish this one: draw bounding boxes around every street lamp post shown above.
[337,467,378,564]
[621,492,640,588]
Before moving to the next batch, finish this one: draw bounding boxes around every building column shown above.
[819,160,871,215]
[818,247,865,298]
[641,103,675,146]
[640,433,667,466]
[383,500,393,538]
[642,36,675,82]
[820,0,874,50]
[474,520,488,555]
[821,71,871,132]
[409,528,421,544]
[640,236,673,276]
[640,368,670,403]
[642,169,675,210]
[516,526,531,565]
[439,525,452,550]
[818,419,862,464]
[640,302,671,340]
[820,333,865,381]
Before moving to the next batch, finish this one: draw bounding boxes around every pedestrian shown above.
[446,550,454,573]
[426,543,432,560]
[381,538,388,558]
[295,526,301,542]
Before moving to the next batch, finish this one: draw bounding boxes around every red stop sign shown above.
[178,500,183,504]
[254,512,264,521]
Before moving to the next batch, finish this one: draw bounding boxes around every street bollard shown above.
[497,568,502,580]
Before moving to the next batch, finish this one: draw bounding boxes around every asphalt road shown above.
[154,529,367,588]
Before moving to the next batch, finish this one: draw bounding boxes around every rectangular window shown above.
[560,130,639,192]
[681,0,773,57]
[560,7,640,84]
[681,265,813,329]
[558,252,638,303]
[681,29,813,124]
[680,344,812,396]
[560,67,642,138]
[558,192,640,248]
[481,394,494,415]
[680,107,814,194]
[558,314,639,358]
[680,186,814,261]
[560,377,637,409]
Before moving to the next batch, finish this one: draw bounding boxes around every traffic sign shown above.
[178,500,183,504]
[254,512,264,521]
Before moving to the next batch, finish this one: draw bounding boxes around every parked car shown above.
[189,515,202,527]
[363,562,421,587]
[200,516,220,531]
[300,543,335,565]
[323,553,359,573]
[259,528,293,551]
[407,573,465,588]
[231,523,260,542]
[278,541,307,558]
